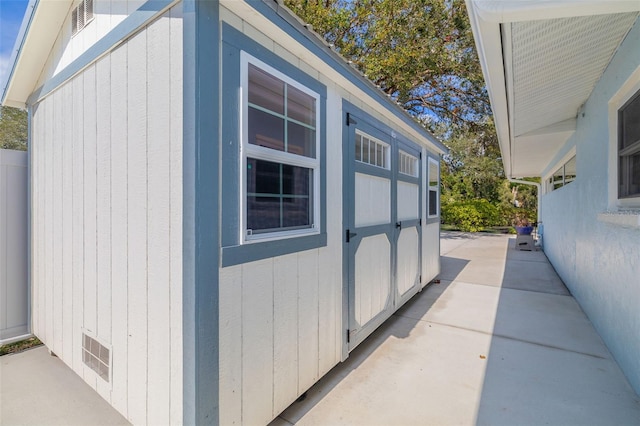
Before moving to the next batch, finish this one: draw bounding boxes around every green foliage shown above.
[0,336,42,356]
[441,199,502,232]
[284,0,539,230]
[284,0,490,131]
[0,106,28,151]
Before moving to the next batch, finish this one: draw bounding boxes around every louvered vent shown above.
[82,332,111,382]
[85,0,94,22]
[71,0,94,36]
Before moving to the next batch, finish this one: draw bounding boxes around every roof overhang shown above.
[466,0,640,178]
[1,0,73,109]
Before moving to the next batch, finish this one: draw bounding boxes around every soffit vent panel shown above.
[511,12,639,137]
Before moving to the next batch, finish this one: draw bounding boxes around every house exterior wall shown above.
[540,18,640,394]
[0,149,29,344]
[29,4,184,424]
[217,3,442,424]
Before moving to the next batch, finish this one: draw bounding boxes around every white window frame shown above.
[608,65,640,210]
[240,52,321,243]
[355,130,390,170]
[427,157,439,218]
[543,149,577,194]
[399,150,419,177]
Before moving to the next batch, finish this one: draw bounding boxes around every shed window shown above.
[399,150,418,177]
[355,131,389,169]
[428,158,439,217]
[243,56,320,240]
[618,89,640,198]
[72,0,94,36]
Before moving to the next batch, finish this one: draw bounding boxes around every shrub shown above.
[441,199,502,232]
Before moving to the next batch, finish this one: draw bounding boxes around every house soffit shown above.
[509,12,639,138]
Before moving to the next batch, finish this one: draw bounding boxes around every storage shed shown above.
[1,0,447,424]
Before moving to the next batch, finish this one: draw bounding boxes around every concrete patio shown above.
[271,232,640,425]
[1,232,639,425]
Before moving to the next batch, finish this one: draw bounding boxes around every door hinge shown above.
[347,329,351,343]
[419,218,422,226]
[419,152,423,160]
[346,113,358,125]
[419,274,422,283]
[346,229,357,243]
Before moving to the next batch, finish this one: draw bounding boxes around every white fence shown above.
[0,149,28,345]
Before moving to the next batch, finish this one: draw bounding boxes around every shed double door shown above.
[344,113,422,352]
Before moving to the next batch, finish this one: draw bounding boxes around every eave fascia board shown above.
[466,0,513,177]
[1,0,73,108]
[473,0,640,23]
[0,0,38,107]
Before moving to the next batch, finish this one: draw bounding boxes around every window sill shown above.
[221,232,327,267]
[597,210,640,229]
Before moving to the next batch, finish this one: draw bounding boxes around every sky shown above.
[0,0,29,92]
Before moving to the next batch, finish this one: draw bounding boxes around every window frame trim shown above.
[240,51,321,243]
[399,149,419,178]
[427,157,440,219]
[544,151,577,193]
[607,65,640,210]
[617,89,640,199]
[355,129,390,170]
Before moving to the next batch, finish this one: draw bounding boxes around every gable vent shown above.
[82,332,111,382]
[72,0,94,36]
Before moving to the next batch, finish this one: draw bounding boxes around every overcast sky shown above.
[0,0,29,95]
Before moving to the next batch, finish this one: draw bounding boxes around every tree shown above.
[284,0,491,132]
[284,0,537,229]
[0,106,27,151]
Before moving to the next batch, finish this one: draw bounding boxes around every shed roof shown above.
[2,0,447,154]
[1,0,72,109]
[466,0,640,178]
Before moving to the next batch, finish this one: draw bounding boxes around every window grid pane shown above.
[619,91,640,198]
[355,133,389,169]
[248,66,316,159]
[355,134,363,162]
[399,150,418,177]
[247,158,312,233]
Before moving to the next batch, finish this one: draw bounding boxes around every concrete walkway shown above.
[272,232,640,425]
[0,346,129,425]
[2,232,639,425]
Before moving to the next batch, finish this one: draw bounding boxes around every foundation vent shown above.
[82,333,110,382]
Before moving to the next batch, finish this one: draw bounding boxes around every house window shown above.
[356,131,389,169]
[72,0,94,36]
[428,158,439,217]
[243,55,320,240]
[547,155,576,192]
[399,150,418,177]
[618,89,640,199]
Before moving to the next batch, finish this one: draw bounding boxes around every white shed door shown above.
[344,113,422,352]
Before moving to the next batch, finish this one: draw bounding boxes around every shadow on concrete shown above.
[475,239,640,425]
[274,231,640,425]
[276,251,470,424]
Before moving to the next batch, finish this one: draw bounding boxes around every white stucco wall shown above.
[540,18,640,395]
